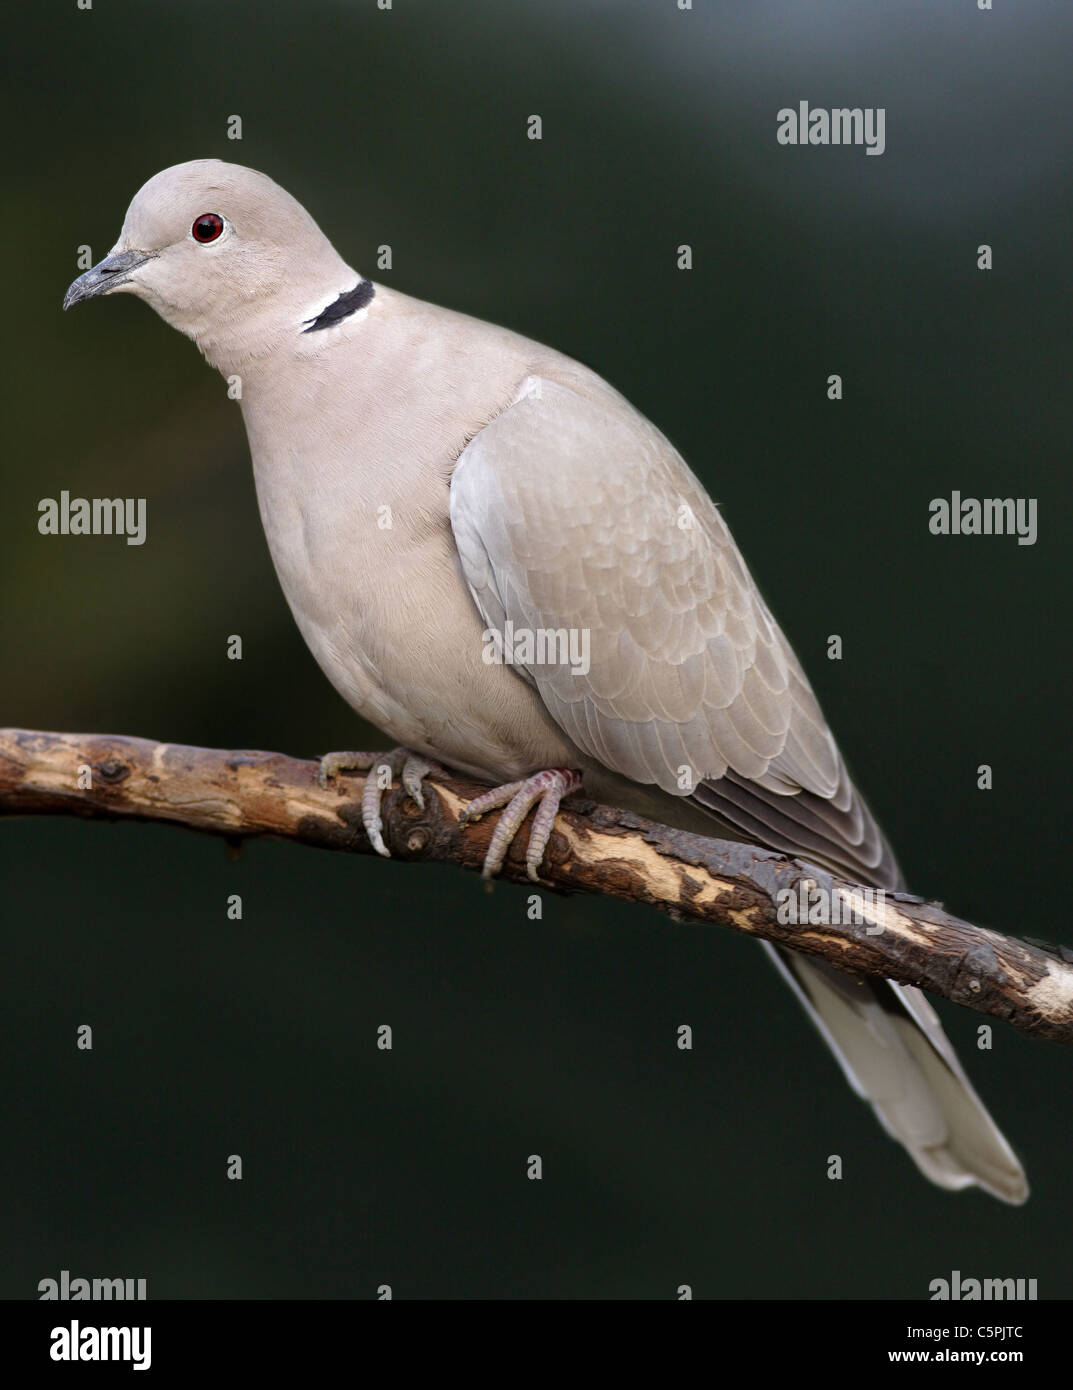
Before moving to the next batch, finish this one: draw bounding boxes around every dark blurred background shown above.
[3,0,1070,1298]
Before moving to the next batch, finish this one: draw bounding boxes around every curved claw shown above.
[402,754,446,811]
[460,769,583,880]
[459,780,526,827]
[318,748,444,857]
[362,763,393,857]
[318,749,378,790]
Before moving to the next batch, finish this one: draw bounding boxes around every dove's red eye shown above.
[192,213,224,244]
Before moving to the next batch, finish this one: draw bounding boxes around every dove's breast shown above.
[237,310,579,781]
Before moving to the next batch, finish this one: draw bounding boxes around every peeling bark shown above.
[2,726,1071,1043]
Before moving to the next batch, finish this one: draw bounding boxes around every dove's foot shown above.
[459,769,583,881]
[317,748,444,857]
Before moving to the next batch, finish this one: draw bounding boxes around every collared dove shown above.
[64,159,1028,1204]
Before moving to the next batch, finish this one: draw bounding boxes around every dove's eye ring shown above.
[192,213,225,244]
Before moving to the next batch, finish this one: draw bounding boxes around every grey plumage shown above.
[64,159,1028,1203]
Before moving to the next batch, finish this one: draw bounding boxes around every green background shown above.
[3,1,1070,1298]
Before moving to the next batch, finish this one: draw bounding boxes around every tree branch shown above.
[2,727,1070,1043]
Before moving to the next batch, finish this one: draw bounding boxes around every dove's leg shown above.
[459,769,582,881]
[318,748,444,857]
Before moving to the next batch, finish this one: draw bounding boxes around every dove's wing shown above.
[449,374,1027,1205]
[450,374,896,886]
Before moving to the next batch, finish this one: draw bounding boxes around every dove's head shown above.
[63,159,358,370]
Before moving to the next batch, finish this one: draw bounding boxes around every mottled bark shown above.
[2,727,1071,1043]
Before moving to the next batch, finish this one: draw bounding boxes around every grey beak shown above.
[63,249,156,310]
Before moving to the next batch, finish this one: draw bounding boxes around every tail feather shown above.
[763,943,1028,1204]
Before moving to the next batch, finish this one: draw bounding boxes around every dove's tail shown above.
[763,944,1028,1203]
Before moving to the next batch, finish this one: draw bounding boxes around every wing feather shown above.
[450,375,890,882]
[449,373,1027,1201]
